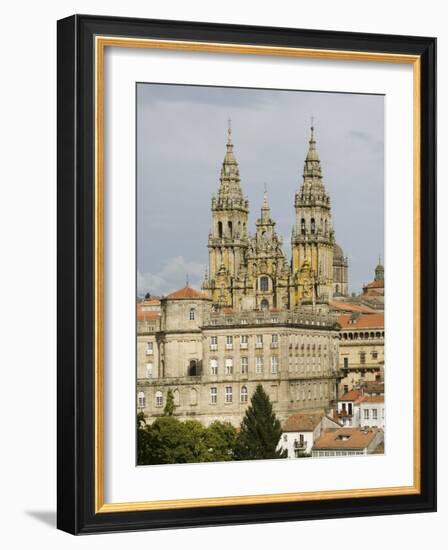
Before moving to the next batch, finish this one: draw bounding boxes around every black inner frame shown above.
[57,14,436,535]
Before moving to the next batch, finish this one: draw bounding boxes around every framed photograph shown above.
[57,15,436,534]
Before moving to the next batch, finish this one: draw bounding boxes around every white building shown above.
[336,390,385,429]
[358,395,385,429]
[337,389,363,426]
[278,412,340,458]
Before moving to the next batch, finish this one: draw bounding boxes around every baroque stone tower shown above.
[203,122,249,308]
[291,125,335,307]
[244,191,290,311]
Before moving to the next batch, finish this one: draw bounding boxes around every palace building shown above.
[137,124,351,427]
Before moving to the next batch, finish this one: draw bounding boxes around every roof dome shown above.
[165,286,209,300]
[333,243,344,262]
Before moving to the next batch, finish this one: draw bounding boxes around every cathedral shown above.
[202,123,349,310]
[137,124,350,427]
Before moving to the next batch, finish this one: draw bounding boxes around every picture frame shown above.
[57,14,436,534]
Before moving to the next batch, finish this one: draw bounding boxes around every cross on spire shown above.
[227,118,232,143]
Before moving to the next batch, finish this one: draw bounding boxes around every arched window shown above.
[260,276,269,292]
[240,386,248,403]
[137,391,145,408]
[335,284,340,294]
[190,388,198,406]
[155,391,163,407]
[261,298,269,311]
[189,308,195,320]
[311,218,316,234]
[173,389,180,406]
[228,221,233,237]
[217,221,223,238]
[324,219,328,234]
[301,218,306,235]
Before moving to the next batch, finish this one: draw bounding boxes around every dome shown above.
[333,243,344,263]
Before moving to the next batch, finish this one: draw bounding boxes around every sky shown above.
[137,83,384,297]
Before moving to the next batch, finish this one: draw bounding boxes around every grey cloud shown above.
[137,84,384,296]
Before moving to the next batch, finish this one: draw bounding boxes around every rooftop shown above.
[337,312,384,330]
[165,286,210,301]
[339,389,363,402]
[330,301,376,314]
[313,428,382,450]
[282,412,324,433]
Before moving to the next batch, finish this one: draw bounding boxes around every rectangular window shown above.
[225,358,233,375]
[271,356,278,374]
[256,334,263,348]
[271,334,279,348]
[210,336,218,351]
[210,387,217,404]
[225,386,233,403]
[256,356,263,374]
[240,335,249,349]
[226,335,233,350]
[146,341,153,355]
[360,351,366,364]
[241,356,248,374]
[209,358,218,375]
[372,351,378,359]
[343,357,349,368]
[364,409,370,419]
[372,408,378,419]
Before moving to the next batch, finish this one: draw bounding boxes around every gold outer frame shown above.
[94,36,421,514]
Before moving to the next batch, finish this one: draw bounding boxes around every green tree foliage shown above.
[234,384,287,461]
[163,389,176,416]
[137,415,238,465]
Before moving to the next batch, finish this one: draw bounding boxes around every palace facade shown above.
[137,124,351,427]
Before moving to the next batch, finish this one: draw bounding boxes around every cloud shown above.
[137,256,206,296]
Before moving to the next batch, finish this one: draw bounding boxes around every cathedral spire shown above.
[216,121,246,206]
[303,123,322,179]
[261,186,270,223]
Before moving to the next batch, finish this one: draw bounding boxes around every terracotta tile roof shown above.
[337,313,384,330]
[358,395,384,404]
[165,286,210,300]
[313,428,381,450]
[364,290,383,297]
[282,412,323,432]
[330,301,376,314]
[339,389,362,401]
[365,280,384,289]
[136,310,160,321]
[142,298,161,305]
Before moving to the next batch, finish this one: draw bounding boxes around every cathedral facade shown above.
[137,124,349,427]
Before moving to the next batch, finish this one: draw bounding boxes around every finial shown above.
[310,116,315,141]
[227,118,232,143]
[186,273,189,287]
[262,183,269,209]
[379,254,382,265]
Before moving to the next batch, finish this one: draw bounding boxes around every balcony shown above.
[225,344,234,350]
[240,342,248,350]
[146,349,153,355]
[270,342,279,349]
[255,343,263,349]
[210,344,218,351]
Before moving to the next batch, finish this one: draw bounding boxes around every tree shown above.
[234,384,287,460]
[163,389,176,416]
[137,412,152,465]
[204,421,238,462]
